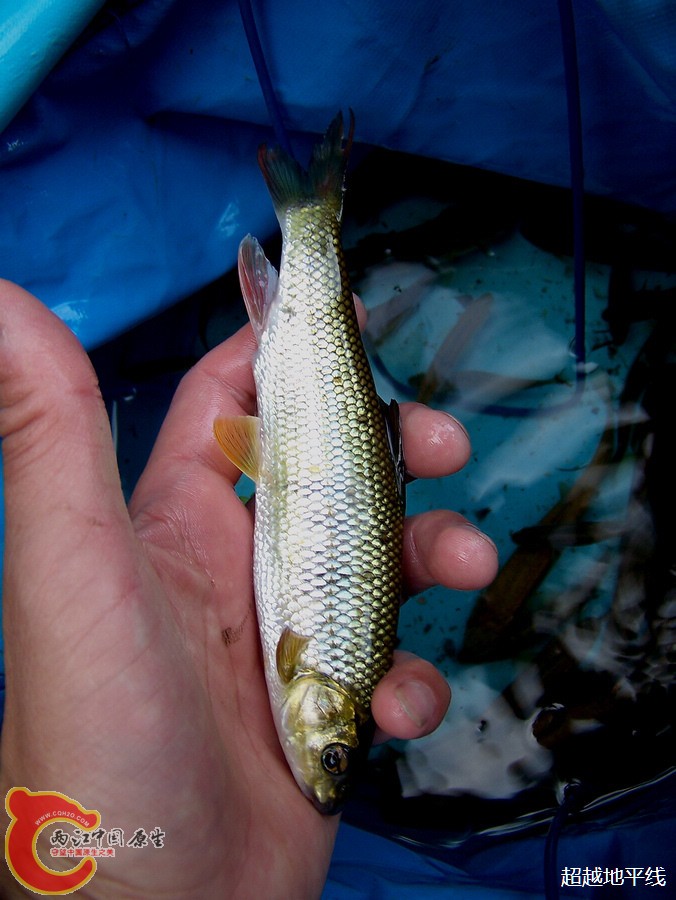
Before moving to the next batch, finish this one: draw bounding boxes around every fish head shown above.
[278,672,370,814]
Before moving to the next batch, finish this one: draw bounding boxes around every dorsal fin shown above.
[379,397,406,513]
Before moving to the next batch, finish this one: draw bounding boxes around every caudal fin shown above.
[257,110,355,221]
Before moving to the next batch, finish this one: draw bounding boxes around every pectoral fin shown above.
[213,415,261,481]
[276,627,311,684]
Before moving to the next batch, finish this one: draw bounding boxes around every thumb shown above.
[0,280,133,622]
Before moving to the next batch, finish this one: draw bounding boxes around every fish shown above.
[458,409,618,663]
[363,270,436,347]
[214,112,405,814]
[413,292,493,405]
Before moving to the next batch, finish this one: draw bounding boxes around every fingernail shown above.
[462,522,498,554]
[443,411,470,442]
[395,680,436,730]
[427,411,470,449]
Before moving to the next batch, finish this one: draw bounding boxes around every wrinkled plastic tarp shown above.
[1,2,676,896]
[327,773,676,898]
[1,0,675,348]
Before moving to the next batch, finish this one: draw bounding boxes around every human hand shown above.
[0,280,497,898]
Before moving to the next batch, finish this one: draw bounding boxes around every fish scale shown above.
[254,201,402,713]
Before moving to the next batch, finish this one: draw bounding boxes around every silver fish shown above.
[214,113,404,813]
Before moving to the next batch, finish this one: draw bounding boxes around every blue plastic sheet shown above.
[327,771,676,898]
[1,0,675,348]
[1,1,675,896]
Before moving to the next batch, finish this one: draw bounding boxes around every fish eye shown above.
[321,743,350,776]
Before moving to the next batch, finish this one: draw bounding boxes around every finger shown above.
[403,509,499,596]
[129,322,257,515]
[0,281,132,605]
[140,321,257,478]
[400,402,470,480]
[371,650,451,742]
[127,324,258,604]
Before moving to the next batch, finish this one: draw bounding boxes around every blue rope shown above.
[545,782,588,900]
[238,0,295,158]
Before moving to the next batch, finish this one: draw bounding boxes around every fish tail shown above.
[258,110,355,220]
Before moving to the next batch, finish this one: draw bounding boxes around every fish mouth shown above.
[302,777,350,816]
[305,789,347,816]
[309,793,346,816]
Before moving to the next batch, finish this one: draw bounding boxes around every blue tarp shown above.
[1,0,675,348]
[1,1,675,896]
[327,777,676,899]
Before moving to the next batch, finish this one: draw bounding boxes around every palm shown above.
[0,281,497,898]
[2,318,337,897]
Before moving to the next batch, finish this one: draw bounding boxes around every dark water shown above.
[86,147,676,849]
[341,149,676,847]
